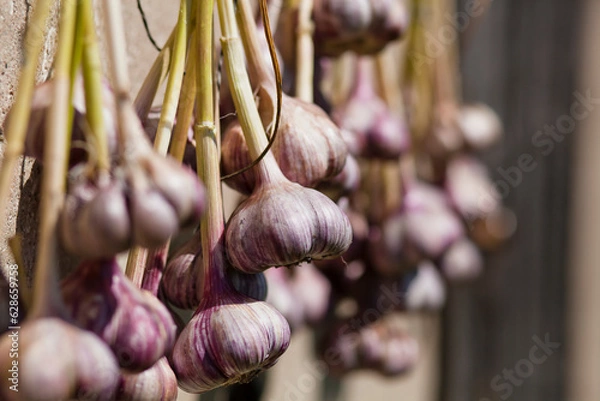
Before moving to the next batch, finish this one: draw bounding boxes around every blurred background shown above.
[0,0,598,400]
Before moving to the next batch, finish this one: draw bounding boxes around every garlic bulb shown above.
[116,357,178,401]
[313,0,409,56]
[405,261,446,310]
[440,238,483,281]
[456,103,503,150]
[171,251,290,393]
[61,259,177,371]
[332,58,410,159]
[0,318,119,401]
[4,78,118,167]
[402,180,464,258]
[221,96,348,194]
[318,316,418,376]
[225,170,352,273]
[161,235,202,309]
[60,152,205,258]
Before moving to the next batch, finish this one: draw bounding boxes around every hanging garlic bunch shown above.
[220,0,348,193]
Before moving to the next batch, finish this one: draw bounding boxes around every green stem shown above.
[31,0,77,318]
[195,0,227,289]
[0,0,53,239]
[154,0,189,156]
[169,33,197,162]
[80,0,110,172]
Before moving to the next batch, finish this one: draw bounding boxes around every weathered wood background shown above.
[442,0,589,401]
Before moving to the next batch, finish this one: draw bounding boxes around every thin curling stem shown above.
[31,0,77,318]
[194,0,226,288]
[80,0,110,172]
[154,0,189,156]
[0,0,52,237]
[295,0,314,102]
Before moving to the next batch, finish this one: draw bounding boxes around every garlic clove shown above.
[141,155,205,227]
[225,180,352,273]
[440,238,483,281]
[116,357,178,401]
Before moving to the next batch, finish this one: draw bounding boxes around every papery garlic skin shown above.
[225,181,353,273]
[171,292,290,393]
[0,318,119,401]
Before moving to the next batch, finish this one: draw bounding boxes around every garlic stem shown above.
[295,0,314,102]
[154,0,189,156]
[134,30,175,119]
[375,51,406,117]
[404,0,433,142]
[170,33,197,162]
[140,31,198,293]
[126,246,148,288]
[31,0,77,318]
[217,0,284,184]
[433,0,460,107]
[195,0,228,291]
[0,0,52,236]
[80,0,110,172]
[236,0,274,86]
[69,8,84,104]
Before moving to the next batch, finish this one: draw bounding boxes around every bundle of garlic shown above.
[0,0,514,398]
